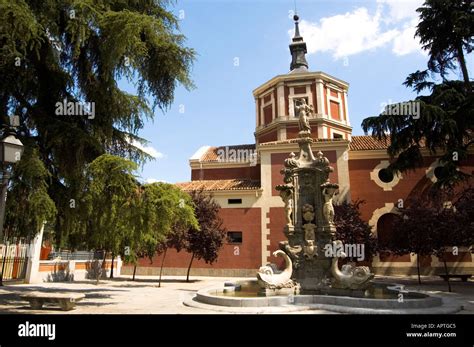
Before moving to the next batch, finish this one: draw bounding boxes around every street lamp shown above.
[0,123,24,286]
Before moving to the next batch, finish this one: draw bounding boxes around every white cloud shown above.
[126,136,164,159]
[145,178,168,184]
[378,0,424,23]
[392,18,426,56]
[292,1,426,60]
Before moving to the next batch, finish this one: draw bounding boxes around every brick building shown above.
[123,16,473,277]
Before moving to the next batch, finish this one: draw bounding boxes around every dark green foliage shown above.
[0,0,195,242]
[362,0,473,188]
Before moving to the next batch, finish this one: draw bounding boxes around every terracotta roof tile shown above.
[349,135,391,151]
[176,179,261,191]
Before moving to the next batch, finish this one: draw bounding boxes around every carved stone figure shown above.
[296,98,313,133]
[304,240,317,259]
[330,240,374,290]
[301,203,315,223]
[276,185,294,226]
[321,184,337,225]
[303,223,315,242]
[257,250,295,289]
[284,152,299,168]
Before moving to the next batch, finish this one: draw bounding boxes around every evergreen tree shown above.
[0,0,195,241]
[126,182,198,281]
[362,0,473,188]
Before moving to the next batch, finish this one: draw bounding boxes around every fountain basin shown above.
[194,280,443,309]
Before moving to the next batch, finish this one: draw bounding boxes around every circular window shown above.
[378,168,394,183]
[434,166,448,181]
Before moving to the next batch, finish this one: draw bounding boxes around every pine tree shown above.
[362,0,473,188]
[0,0,195,241]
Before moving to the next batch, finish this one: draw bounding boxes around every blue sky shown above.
[124,0,471,184]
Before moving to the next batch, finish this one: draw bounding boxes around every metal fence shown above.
[0,242,30,281]
[47,250,104,260]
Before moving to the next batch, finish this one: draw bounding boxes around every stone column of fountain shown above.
[257,98,374,295]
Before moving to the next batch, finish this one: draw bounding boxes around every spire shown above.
[289,14,309,72]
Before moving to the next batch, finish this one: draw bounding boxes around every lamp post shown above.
[0,123,24,286]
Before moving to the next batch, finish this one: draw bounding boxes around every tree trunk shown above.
[96,250,107,285]
[158,248,167,288]
[457,45,471,92]
[110,252,115,279]
[442,258,452,293]
[416,253,421,285]
[132,264,137,281]
[186,252,195,283]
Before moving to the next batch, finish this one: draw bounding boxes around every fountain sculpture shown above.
[257,98,374,294]
[187,98,454,313]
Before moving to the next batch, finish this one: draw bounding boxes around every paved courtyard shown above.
[0,275,472,314]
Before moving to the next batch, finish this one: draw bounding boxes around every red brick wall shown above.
[286,126,299,139]
[191,165,260,181]
[138,208,262,269]
[258,129,278,143]
[294,86,306,94]
[349,155,474,263]
[330,100,340,120]
[323,86,328,115]
[271,151,338,196]
[263,105,272,125]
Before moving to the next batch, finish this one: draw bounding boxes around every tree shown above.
[184,190,226,282]
[380,188,474,288]
[82,154,139,281]
[126,183,198,282]
[362,0,473,188]
[412,0,472,92]
[378,206,433,285]
[333,200,377,263]
[0,0,195,243]
[156,223,189,287]
[4,146,57,238]
[431,187,474,292]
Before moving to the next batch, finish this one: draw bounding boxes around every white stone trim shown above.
[288,91,313,118]
[368,203,400,236]
[277,126,287,141]
[316,79,325,115]
[326,86,331,118]
[277,83,285,117]
[343,91,350,126]
[425,159,442,183]
[322,126,328,139]
[329,128,345,139]
[369,160,402,191]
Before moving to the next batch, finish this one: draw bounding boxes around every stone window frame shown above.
[369,160,402,191]
[425,159,444,183]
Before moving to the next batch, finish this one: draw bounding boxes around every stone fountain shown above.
[257,98,373,295]
[186,99,458,313]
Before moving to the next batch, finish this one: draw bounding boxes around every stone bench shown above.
[439,274,472,282]
[19,292,85,311]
